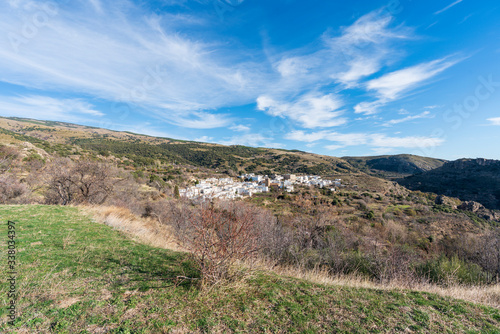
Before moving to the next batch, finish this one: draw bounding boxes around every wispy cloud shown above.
[257,93,346,128]
[287,130,444,150]
[0,95,104,123]
[229,124,251,132]
[271,10,412,90]
[434,0,463,15]
[218,133,283,148]
[355,57,460,114]
[366,57,459,100]
[382,111,433,126]
[0,0,267,128]
[194,135,215,142]
[487,117,500,125]
[87,0,103,14]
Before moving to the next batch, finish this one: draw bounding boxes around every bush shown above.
[44,158,114,205]
[171,201,261,285]
[0,175,28,204]
[416,255,490,285]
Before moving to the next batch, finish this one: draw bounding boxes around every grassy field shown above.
[1,205,500,333]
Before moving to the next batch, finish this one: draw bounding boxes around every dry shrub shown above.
[0,174,29,204]
[173,201,261,285]
[0,145,19,172]
[383,219,408,244]
[43,158,115,205]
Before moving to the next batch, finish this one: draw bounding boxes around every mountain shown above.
[342,154,447,179]
[398,158,500,210]
[0,116,356,175]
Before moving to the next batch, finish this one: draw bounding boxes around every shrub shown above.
[0,175,28,204]
[404,207,417,216]
[44,158,114,205]
[172,201,261,285]
[416,255,490,285]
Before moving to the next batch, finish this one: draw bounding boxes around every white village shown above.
[179,174,342,200]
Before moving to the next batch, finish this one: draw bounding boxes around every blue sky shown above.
[1,0,499,159]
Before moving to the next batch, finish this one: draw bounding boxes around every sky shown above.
[0,0,499,160]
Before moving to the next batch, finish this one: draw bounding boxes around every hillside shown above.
[343,154,446,179]
[398,159,500,210]
[0,116,356,175]
[1,205,500,333]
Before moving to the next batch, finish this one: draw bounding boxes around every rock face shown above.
[343,154,446,178]
[398,158,500,210]
[435,195,459,209]
[458,201,500,221]
[458,201,484,213]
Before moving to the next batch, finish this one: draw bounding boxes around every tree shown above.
[174,185,180,198]
[45,158,114,205]
[0,145,18,173]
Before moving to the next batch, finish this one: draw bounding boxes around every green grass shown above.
[1,205,500,333]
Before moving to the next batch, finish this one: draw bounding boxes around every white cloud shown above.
[0,1,266,128]
[0,95,104,123]
[382,111,432,127]
[370,134,444,148]
[285,130,331,142]
[434,0,463,15]
[366,57,459,100]
[218,133,282,148]
[229,124,251,132]
[324,144,344,151]
[257,93,346,128]
[168,111,233,129]
[269,9,413,100]
[286,129,444,149]
[354,101,385,115]
[487,117,500,125]
[87,0,103,14]
[194,136,214,142]
[354,57,460,114]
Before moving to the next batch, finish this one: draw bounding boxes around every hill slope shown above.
[343,154,446,179]
[398,158,500,210]
[1,205,499,333]
[0,116,356,175]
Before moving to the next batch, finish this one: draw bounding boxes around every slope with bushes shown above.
[1,205,500,333]
[399,158,500,210]
[343,154,446,179]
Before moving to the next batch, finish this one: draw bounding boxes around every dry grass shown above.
[82,205,183,252]
[246,258,500,309]
[83,205,500,309]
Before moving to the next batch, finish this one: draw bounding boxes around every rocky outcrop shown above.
[435,195,459,209]
[458,201,500,221]
[458,201,484,213]
[398,158,500,211]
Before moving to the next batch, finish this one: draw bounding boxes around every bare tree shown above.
[0,145,18,173]
[71,160,114,204]
[173,201,260,285]
[44,158,115,205]
[44,158,75,205]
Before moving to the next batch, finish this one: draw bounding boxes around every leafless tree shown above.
[170,201,260,285]
[44,158,115,205]
[0,145,18,173]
